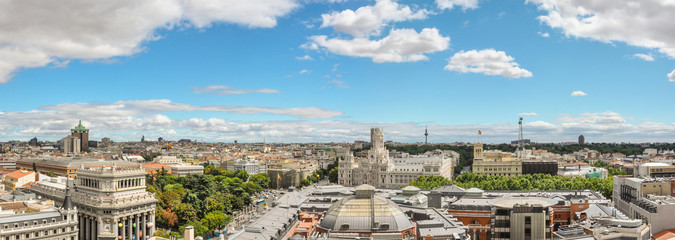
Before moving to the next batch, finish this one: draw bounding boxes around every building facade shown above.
[2,170,36,190]
[70,121,89,152]
[613,176,675,234]
[28,166,157,240]
[472,143,522,176]
[0,197,78,240]
[61,135,81,154]
[339,128,457,188]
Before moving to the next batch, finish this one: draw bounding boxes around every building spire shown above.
[61,178,74,210]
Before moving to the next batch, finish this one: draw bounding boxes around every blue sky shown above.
[0,0,673,143]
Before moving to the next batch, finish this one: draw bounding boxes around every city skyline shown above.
[0,0,674,143]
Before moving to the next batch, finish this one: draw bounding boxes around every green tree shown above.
[180,220,209,237]
[241,182,263,195]
[235,170,250,181]
[205,197,225,213]
[48,170,55,177]
[409,175,450,190]
[328,168,339,183]
[174,203,198,224]
[300,179,310,186]
[250,173,270,188]
[201,211,227,231]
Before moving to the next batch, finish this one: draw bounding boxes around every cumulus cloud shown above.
[34,99,342,119]
[633,53,654,62]
[296,55,313,60]
[193,85,282,95]
[444,49,532,78]
[519,112,538,116]
[320,0,429,37]
[435,0,479,11]
[669,69,675,82]
[310,28,450,63]
[527,0,675,58]
[0,0,299,83]
[1,108,673,143]
[299,69,310,74]
[571,91,587,96]
[538,32,550,38]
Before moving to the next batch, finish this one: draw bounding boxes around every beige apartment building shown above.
[472,143,522,176]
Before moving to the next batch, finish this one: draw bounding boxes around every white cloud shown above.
[538,32,550,38]
[310,28,450,63]
[299,69,310,74]
[444,49,533,78]
[193,85,282,95]
[320,0,429,37]
[571,91,587,96]
[633,53,654,62]
[328,79,349,88]
[669,69,675,82]
[0,0,299,83]
[527,0,675,58]
[296,55,313,60]
[436,0,479,11]
[519,112,538,116]
[2,108,673,143]
[17,99,342,121]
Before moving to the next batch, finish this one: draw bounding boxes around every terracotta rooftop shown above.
[4,170,35,179]
[653,229,675,240]
[0,202,27,210]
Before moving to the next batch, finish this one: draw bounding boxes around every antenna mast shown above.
[518,117,524,158]
[424,125,429,144]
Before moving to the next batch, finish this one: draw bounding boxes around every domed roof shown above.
[318,184,414,233]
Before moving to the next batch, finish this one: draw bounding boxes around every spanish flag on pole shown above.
[277,173,282,181]
[167,143,173,149]
[478,130,482,135]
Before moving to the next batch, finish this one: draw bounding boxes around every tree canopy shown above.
[147,165,265,238]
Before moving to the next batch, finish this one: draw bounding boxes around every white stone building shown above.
[0,197,78,240]
[61,135,81,154]
[338,128,457,188]
[28,166,157,240]
[233,158,266,174]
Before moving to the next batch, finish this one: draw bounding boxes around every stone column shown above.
[84,216,89,240]
[150,211,156,238]
[113,219,119,240]
[121,217,126,240]
[142,213,147,240]
[91,217,95,240]
[94,217,98,240]
[135,214,140,239]
[79,215,84,240]
[128,216,132,240]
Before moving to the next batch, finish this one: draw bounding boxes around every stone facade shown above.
[472,143,522,177]
[0,199,78,240]
[28,165,156,240]
[338,128,457,188]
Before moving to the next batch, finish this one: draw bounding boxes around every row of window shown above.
[476,167,518,172]
[3,227,75,240]
[3,218,62,229]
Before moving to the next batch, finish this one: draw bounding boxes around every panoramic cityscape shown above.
[1,0,674,240]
